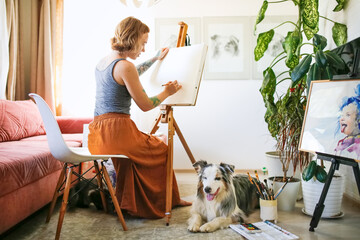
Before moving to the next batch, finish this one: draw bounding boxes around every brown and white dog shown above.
[187,160,258,233]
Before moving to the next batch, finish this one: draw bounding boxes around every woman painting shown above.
[88,16,190,218]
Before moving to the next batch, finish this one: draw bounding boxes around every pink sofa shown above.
[0,99,92,234]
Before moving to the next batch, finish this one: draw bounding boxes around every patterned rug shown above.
[2,183,245,240]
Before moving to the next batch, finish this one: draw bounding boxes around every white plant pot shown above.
[265,151,301,179]
[301,174,344,218]
[268,176,301,211]
[265,151,303,200]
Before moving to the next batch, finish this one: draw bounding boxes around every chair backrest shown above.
[29,93,73,162]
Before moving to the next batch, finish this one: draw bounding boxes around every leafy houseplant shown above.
[254,0,349,181]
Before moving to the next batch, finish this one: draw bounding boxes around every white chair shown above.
[29,93,128,240]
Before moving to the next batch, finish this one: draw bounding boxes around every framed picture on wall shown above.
[251,15,297,80]
[299,79,360,161]
[203,16,251,80]
[155,17,201,50]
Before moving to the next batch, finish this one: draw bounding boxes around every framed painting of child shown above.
[300,79,360,162]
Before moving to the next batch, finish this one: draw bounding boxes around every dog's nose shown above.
[204,186,212,193]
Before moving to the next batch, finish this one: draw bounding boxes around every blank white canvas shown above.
[140,43,208,106]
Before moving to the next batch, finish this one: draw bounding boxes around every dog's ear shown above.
[193,160,208,173]
[220,163,235,174]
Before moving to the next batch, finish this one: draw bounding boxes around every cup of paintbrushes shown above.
[259,198,278,223]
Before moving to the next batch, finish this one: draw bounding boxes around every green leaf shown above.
[307,62,321,82]
[332,22,347,46]
[323,66,333,80]
[304,23,319,40]
[255,1,268,26]
[292,0,299,6]
[291,55,312,83]
[315,50,327,68]
[313,34,327,51]
[333,0,348,12]
[324,51,346,70]
[260,67,276,100]
[283,31,301,69]
[301,0,319,29]
[254,29,274,61]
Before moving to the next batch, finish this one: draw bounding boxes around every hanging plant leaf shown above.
[291,55,312,83]
[332,22,347,46]
[301,0,319,29]
[304,23,319,40]
[283,31,301,69]
[315,50,327,68]
[324,51,346,70]
[254,29,274,61]
[292,0,299,6]
[286,54,300,69]
[322,66,333,80]
[307,63,321,82]
[333,0,347,12]
[255,1,268,27]
[260,67,276,100]
[313,34,327,52]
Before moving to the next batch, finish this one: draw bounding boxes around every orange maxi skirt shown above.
[88,113,181,218]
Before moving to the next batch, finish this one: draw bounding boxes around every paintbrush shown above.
[274,176,293,199]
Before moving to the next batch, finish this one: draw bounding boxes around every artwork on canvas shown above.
[300,80,360,161]
[203,16,250,80]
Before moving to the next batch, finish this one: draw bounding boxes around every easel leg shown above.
[173,119,196,164]
[165,108,175,226]
[309,160,338,231]
[352,163,360,195]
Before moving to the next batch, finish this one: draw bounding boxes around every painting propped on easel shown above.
[300,79,360,162]
[140,43,208,106]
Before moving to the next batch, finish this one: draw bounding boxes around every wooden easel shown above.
[150,21,196,226]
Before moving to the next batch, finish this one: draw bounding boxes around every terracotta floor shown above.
[2,171,360,240]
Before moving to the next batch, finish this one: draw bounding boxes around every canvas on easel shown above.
[299,79,360,161]
[299,79,360,232]
[140,43,208,106]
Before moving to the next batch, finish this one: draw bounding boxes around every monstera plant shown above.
[254,0,349,181]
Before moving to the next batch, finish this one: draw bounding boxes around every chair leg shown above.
[101,162,128,231]
[46,163,67,223]
[93,160,108,213]
[55,167,73,240]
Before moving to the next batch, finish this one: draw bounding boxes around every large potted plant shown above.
[254,0,349,210]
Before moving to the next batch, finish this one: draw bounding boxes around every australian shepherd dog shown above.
[187,160,258,233]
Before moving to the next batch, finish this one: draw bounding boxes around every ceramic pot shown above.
[268,176,301,211]
[301,174,344,218]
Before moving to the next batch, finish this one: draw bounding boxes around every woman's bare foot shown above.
[179,199,192,206]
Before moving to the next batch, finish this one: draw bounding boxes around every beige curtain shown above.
[4,0,62,113]
[30,0,57,111]
[0,0,9,99]
[5,0,24,100]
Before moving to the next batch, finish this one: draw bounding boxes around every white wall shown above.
[60,0,360,175]
[130,0,297,170]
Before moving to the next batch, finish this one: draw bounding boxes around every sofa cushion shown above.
[0,100,45,142]
[0,134,82,198]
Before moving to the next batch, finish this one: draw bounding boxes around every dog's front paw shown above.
[199,222,217,233]
[187,224,201,232]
